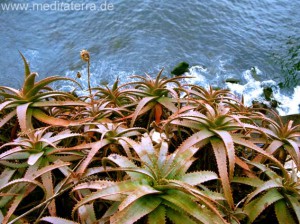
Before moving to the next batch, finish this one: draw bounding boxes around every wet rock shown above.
[270,99,279,108]
[263,87,273,101]
[225,78,241,84]
[250,66,260,81]
[171,62,189,76]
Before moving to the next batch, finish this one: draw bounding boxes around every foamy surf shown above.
[186,65,300,116]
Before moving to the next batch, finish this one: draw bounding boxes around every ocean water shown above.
[0,0,299,115]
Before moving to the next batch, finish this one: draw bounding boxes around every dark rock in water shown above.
[171,62,189,76]
[270,99,279,108]
[263,87,273,101]
[212,86,222,90]
[250,67,260,81]
[225,78,240,84]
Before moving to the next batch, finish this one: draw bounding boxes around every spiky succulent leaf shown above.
[212,129,235,180]
[245,180,282,204]
[244,188,284,222]
[76,139,110,175]
[165,207,198,224]
[40,216,79,224]
[274,200,297,224]
[78,204,96,224]
[104,154,146,180]
[148,205,166,224]
[161,190,226,224]
[19,51,30,78]
[72,180,143,216]
[130,96,156,127]
[211,138,234,208]
[178,171,218,186]
[25,76,81,98]
[110,196,162,224]
[27,152,44,165]
[0,169,16,188]
[118,185,160,211]
[286,195,300,221]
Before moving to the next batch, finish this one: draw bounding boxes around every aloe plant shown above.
[118,69,187,127]
[0,127,82,223]
[164,103,286,209]
[75,122,147,176]
[253,112,300,168]
[94,77,135,107]
[72,133,227,223]
[233,160,300,223]
[0,53,88,133]
[184,85,237,107]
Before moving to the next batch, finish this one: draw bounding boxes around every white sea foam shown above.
[187,65,300,116]
[226,68,300,115]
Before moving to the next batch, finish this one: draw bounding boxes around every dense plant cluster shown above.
[0,52,299,224]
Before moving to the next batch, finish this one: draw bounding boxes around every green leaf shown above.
[212,130,235,180]
[27,161,70,180]
[165,208,198,224]
[285,139,300,168]
[148,205,166,224]
[72,181,143,216]
[119,185,160,211]
[232,177,264,187]
[286,195,300,221]
[16,103,32,132]
[130,96,156,127]
[78,204,96,224]
[73,180,115,192]
[110,196,162,224]
[105,154,146,180]
[19,51,30,78]
[274,199,296,224]
[157,97,178,113]
[27,152,44,165]
[211,138,234,208]
[77,139,110,175]
[0,178,46,196]
[0,101,17,112]
[165,129,214,178]
[0,168,16,188]
[26,76,81,97]
[32,109,72,126]
[31,100,87,108]
[232,135,288,177]
[0,147,26,160]
[126,134,156,167]
[0,110,16,129]
[165,146,198,179]
[40,216,79,224]
[161,190,226,224]
[4,187,26,224]
[245,180,282,204]
[244,188,284,222]
[23,73,37,95]
[178,171,218,186]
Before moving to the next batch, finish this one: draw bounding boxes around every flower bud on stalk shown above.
[80,50,92,98]
[80,50,90,62]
